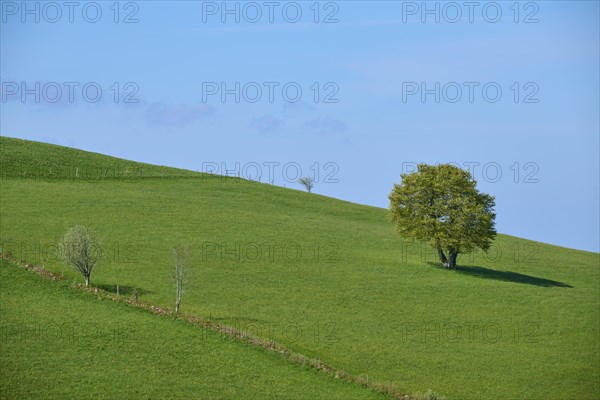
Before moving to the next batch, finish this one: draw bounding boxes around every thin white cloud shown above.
[250,115,286,133]
[145,103,214,126]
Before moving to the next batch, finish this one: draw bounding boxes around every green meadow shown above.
[1,137,599,399]
[0,258,387,399]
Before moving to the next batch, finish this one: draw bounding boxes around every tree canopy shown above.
[299,177,315,193]
[58,225,102,286]
[389,163,496,269]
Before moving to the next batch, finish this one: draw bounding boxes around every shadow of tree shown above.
[426,262,572,288]
[95,283,152,296]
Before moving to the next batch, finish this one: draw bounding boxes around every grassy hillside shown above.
[0,258,387,399]
[0,136,198,180]
[1,136,599,399]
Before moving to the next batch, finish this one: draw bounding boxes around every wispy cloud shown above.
[305,116,347,135]
[250,115,286,133]
[249,104,347,136]
[145,103,214,126]
[282,101,316,117]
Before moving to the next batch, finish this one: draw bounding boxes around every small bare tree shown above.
[173,245,189,315]
[58,225,102,286]
[299,177,315,193]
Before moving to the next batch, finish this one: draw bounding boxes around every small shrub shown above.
[417,389,446,400]
[299,177,315,193]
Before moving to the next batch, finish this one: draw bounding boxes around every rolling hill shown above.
[0,258,387,399]
[1,136,598,399]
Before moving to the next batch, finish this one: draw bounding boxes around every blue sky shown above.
[1,1,599,252]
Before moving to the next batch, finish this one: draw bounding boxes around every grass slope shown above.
[0,136,198,180]
[1,136,599,399]
[0,258,387,399]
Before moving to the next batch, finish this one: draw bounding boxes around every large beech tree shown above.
[389,164,496,269]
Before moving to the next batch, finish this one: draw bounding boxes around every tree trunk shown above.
[437,247,448,267]
[85,275,90,286]
[175,284,181,314]
[447,250,458,269]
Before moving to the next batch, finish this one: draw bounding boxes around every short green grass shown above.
[0,136,198,180]
[1,136,599,399]
[0,258,388,400]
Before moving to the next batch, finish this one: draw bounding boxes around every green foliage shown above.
[389,163,496,267]
[299,176,315,193]
[1,138,599,400]
[58,225,102,286]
